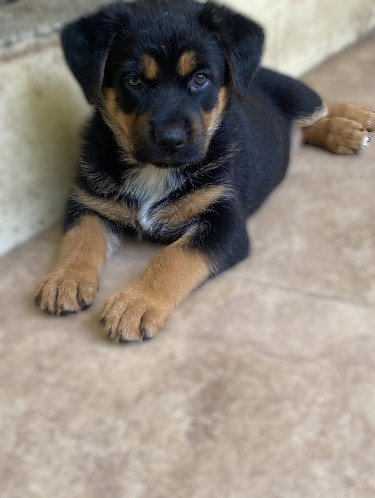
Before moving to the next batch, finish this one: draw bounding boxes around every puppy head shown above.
[61,0,264,168]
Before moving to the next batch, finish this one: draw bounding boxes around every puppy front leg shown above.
[101,232,210,342]
[102,202,249,342]
[35,215,114,315]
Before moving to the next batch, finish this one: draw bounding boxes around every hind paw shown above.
[303,116,371,154]
[328,103,375,132]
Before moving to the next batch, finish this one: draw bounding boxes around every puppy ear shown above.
[61,4,125,105]
[201,2,264,101]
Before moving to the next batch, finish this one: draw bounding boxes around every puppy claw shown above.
[362,135,370,149]
[60,309,74,317]
[142,329,151,341]
[101,286,172,343]
[80,300,91,311]
[35,268,99,316]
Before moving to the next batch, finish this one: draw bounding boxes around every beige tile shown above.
[1,277,375,498]
[247,140,375,306]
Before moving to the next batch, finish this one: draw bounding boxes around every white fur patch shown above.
[123,165,185,231]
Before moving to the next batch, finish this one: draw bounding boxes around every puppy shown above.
[35,0,375,342]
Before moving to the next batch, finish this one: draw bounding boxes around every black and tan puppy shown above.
[35,0,375,342]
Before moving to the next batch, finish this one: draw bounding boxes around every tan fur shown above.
[327,103,375,131]
[302,103,375,154]
[101,88,136,156]
[101,89,153,161]
[203,87,228,140]
[302,117,369,154]
[140,54,159,80]
[132,112,152,150]
[157,185,227,228]
[177,51,197,77]
[35,216,109,314]
[71,187,139,228]
[101,232,210,342]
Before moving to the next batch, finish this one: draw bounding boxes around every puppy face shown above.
[102,21,227,167]
[61,0,264,169]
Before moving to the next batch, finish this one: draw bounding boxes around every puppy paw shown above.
[304,117,371,155]
[327,117,371,154]
[328,103,375,132]
[35,267,98,315]
[101,285,173,343]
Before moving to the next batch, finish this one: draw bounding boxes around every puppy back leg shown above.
[35,215,116,315]
[327,103,375,131]
[302,103,375,154]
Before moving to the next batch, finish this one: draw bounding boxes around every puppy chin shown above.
[134,148,207,169]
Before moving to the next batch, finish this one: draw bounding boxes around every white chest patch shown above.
[122,165,185,232]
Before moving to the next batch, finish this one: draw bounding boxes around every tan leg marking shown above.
[157,185,227,228]
[101,233,210,342]
[140,54,159,80]
[71,187,139,228]
[177,51,197,77]
[35,216,110,315]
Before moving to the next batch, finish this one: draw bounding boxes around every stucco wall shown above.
[222,0,375,76]
[0,0,375,255]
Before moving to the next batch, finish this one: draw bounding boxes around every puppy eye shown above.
[126,77,144,89]
[193,73,209,88]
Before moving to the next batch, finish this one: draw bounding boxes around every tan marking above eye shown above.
[140,54,159,80]
[177,51,197,77]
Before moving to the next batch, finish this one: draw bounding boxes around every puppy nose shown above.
[155,124,187,153]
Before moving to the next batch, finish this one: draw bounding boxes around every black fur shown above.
[62,0,324,276]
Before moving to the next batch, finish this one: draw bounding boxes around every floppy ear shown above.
[61,4,126,105]
[201,2,264,101]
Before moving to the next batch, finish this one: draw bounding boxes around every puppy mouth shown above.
[134,148,206,169]
[151,160,190,169]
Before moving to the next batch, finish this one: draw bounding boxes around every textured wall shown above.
[0,40,91,255]
[222,0,375,76]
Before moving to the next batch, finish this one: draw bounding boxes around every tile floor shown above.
[1,33,375,498]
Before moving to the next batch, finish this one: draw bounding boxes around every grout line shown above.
[245,277,375,311]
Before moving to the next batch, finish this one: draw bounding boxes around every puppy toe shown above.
[102,286,173,344]
[35,268,98,315]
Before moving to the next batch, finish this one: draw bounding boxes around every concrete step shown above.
[0,0,113,49]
